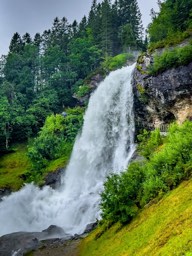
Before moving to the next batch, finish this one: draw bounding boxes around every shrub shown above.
[75,84,91,98]
[102,53,134,72]
[149,42,192,75]
[148,30,191,52]
[137,129,163,159]
[101,162,144,224]
[101,121,192,224]
[28,107,84,170]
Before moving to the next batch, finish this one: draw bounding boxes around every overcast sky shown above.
[0,0,158,56]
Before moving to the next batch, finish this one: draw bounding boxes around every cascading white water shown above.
[0,64,135,236]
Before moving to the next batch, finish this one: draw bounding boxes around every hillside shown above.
[79,179,192,256]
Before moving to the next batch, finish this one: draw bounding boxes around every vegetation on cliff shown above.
[101,121,192,224]
[148,0,192,50]
[80,179,192,256]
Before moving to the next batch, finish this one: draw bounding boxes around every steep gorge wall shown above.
[133,56,192,132]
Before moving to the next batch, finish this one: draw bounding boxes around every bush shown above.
[28,107,84,170]
[101,162,144,224]
[101,121,192,224]
[148,30,191,52]
[75,84,91,98]
[149,42,192,75]
[137,129,163,159]
[102,53,134,72]
[141,121,192,205]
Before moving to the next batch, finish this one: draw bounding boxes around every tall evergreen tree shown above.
[117,0,143,49]
[22,33,32,45]
[100,0,113,55]
[78,16,87,37]
[9,33,23,53]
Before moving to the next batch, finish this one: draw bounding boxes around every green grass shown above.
[79,179,192,256]
[0,143,32,190]
[0,142,73,190]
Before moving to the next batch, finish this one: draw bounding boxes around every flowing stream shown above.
[0,64,135,236]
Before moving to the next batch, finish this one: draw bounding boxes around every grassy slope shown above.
[0,144,31,190]
[0,143,72,190]
[79,180,192,256]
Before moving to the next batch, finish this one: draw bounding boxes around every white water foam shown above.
[0,64,135,236]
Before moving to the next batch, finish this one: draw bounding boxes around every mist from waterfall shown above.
[0,64,135,236]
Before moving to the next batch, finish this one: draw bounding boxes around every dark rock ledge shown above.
[0,223,97,256]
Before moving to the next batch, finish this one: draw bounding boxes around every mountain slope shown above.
[79,179,192,256]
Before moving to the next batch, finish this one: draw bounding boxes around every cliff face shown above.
[133,57,192,132]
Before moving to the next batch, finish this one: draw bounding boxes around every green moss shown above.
[137,53,145,64]
[79,179,192,256]
[136,64,148,75]
[136,84,148,103]
[136,84,145,94]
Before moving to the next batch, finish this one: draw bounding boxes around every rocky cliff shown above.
[133,53,192,133]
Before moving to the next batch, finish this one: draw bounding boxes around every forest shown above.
[0,0,143,152]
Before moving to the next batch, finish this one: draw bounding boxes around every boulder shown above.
[0,232,39,256]
[42,225,66,238]
[44,168,64,189]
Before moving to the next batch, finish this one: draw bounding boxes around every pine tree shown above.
[100,0,113,55]
[78,16,87,37]
[117,0,143,50]
[9,33,23,53]
[88,0,102,46]
[33,33,41,47]
[22,33,32,45]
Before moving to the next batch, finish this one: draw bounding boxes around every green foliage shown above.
[0,143,32,190]
[148,0,192,44]
[80,180,192,256]
[101,121,192,224]
[149,42,192,75]
[149,30,191,52]
[27,107,84,170]
[137,129,163,159]
[102,53,134,71]
[75,84,91,98]
[101,162,144,224]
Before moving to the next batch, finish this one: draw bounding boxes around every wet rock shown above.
[44,168,64,189]
[0,232,39,256]
[84,222,98,234]
[42,225,66,238]
[0,188,11,201]
[89,74,104,89]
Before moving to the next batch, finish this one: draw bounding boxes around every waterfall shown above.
[0,64,135,236]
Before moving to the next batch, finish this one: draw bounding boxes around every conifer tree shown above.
[100,0,113,55]
[117,0,143,49]
[22,33,32,45]
[9,33,23,53]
